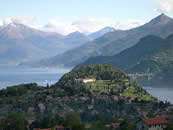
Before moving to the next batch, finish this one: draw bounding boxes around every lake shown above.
[0,66,71,89]
[143,86,173,103]
[0,66,173,103]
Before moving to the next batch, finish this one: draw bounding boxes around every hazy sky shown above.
[1,0,173,34]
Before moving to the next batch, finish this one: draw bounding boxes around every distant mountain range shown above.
[41,14,173,67]
[0,23,91,64]
[0,23,116,65]
[80,34,173,85]
[88,27,116,39]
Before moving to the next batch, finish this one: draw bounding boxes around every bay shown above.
[0,66,71,89]
[143,86,173,103]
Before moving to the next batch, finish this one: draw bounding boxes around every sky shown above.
[0,0,173,35]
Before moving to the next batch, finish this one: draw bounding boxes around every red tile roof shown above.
[142,117,168,125]
[85,124,91,129]
[54,125,64,128]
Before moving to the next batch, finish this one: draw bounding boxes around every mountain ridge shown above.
[0,23,91,65]
[88,26,116,39]
[41,14,173,67]
[79,34,173,85]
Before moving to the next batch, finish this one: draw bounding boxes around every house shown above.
[85,124,91,129]
[136,117,168,130]
[54,125,64,130]
[88,105,94,110]
[34,128,51,130]
[74,78,96,83]
[34,126,70,130]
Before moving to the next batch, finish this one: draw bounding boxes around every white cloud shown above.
[2,15,36,27]
[72,18,114,34]
[42,20,79,35]
[41,18,145,35]
[0,16,145,35]
[152,0,173,13]
[115,20,145,30]
[0,21,3,26]
[41,18,115,35]
[3,18,12,26]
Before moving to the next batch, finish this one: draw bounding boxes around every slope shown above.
[43,14,173,67]
[80,35,173,85]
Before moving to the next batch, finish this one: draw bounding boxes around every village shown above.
[1,84,172,130]
[0,65,173,130]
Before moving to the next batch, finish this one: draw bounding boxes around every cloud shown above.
[0,21,3,26]
[2,15,36,26]
[152,0,173,13]
[115,20,145,30]
[42,18,144,35]
[42,18,114,35]
[0,16,145,35]
[42,20,78,35]
[72,18,114,34]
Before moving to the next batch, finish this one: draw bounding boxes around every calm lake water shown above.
[143,86,173,103]
[0,66,71,89]
[0,66,172,103]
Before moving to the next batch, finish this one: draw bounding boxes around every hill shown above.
[55,65,156,100]
[40,14,173,67]
[0,23,90,65]
[80,35,173,85]
[1,65,172,129]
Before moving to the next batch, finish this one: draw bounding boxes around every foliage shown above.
[120,119,132,130]
[0,83,43,97]
[65,112,85,130]
[165,123,173,130]
[80,35,173,85]
[2,112,26,130]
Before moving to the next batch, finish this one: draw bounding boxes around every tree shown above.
[4,112,26,130]
[165,123,173,130]
[40,115,54,128]
[65,112,85,130]
[120,119,131,130]
[91,122,104,130]
[55,113,65,125]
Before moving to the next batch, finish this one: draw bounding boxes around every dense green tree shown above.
[65,112,85,130]
[40,115,54,128]
[91,122,104,130]
[54,113,65,125]
[4,112,26,130]
[165,123,173,130]
[120,119,131,130]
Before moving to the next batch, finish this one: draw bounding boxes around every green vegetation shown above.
[0,83,43,97]
[0,65,171,129]
[0,112,26,130]
[80,35,173,86]
[56,65,156,101]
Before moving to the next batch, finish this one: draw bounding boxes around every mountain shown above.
[88,26,116,39]
[41,14,173,67]
[80,35,173,85]
[0,23,90,65]
[64,31,91,47]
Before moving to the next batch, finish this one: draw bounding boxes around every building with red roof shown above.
[136,117,168,130]
[54,125,64,130]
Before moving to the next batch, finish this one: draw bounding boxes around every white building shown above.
[136,117,168,130]
[74,78,96,83]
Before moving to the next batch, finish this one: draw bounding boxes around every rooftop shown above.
[142,117,168,125]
